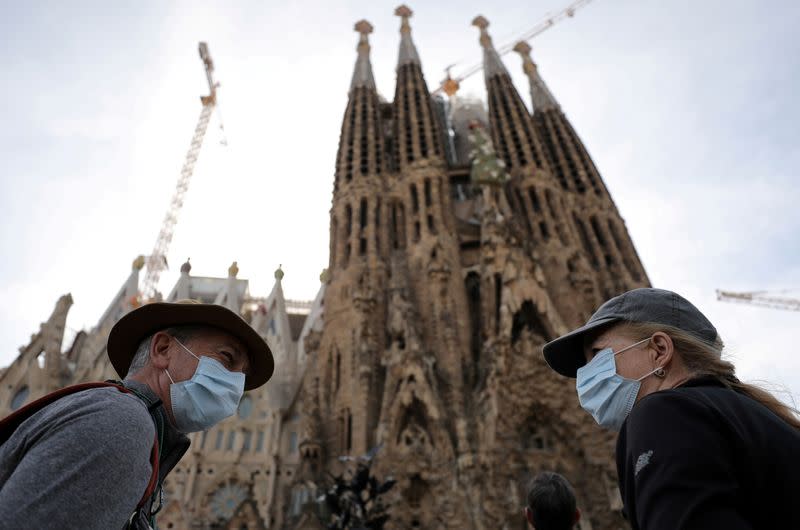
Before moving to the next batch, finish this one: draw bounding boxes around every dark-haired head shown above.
[525,472,580,530]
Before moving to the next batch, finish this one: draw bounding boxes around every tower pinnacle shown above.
[471,15,508,80]
[350,20,376,92]
[513,41,559,113]
[395,5,421,65]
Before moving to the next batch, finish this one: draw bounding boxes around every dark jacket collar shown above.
[677,375,728,389]
[122,379,190,481]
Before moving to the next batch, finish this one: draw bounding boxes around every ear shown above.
[574,508,581,524]
[649,331,674,369]
[149,331,173,370]
[525,507,535,527]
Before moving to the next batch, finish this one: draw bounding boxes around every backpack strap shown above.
[0,382,160,510]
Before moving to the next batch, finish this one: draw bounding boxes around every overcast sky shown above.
[1,0,798,404]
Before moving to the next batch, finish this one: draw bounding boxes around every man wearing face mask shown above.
[0,300,273,530]
[542,288,800,529]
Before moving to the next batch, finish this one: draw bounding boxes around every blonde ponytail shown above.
[622,322,800,430]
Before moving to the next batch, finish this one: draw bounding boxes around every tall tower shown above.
[514,41,649,300]
[474,17,610,326]
[324,19,389,463]
[292,9,644,530]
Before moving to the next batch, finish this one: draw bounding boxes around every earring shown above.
[654,367,666,378]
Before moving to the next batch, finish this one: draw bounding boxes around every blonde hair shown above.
[621,321,800,430]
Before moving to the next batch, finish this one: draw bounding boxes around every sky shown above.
[1,0,798,405]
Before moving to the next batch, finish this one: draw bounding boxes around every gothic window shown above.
[528,187,542,213]
[413,221,421,242]
[359,198,368,229]
[439,178,449,219]
[344,98,356,182]
[242,430,252,451]
[397,398,432,451]
[494,274,502,335]
[574,214,599,268]
[427,214,435,234]
[375,199,382,255]
[338,415,346,454]
[209,483,248,522]
[511,300,550,343]
[545,189,558,220]
[215,430,224,450]
[256,430,265,452]
[335,352,341,392]
[410,184,419,214]
[539,221,550,241]
[590,216,614,266]
[289,431,298,454]
[227,431,237,451]
[358,90,371,176]
[520,422,553,452]
[345,205,352,237]
[10,385,29,411]
[465,272,483,383]
[488,86,511,167]
[513,187,533,238]
[200,431,208,449]
[424,179,433,207]
[398,203,406,249]
[404,474,429,510]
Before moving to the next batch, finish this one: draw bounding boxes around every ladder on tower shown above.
[140,42,222,301]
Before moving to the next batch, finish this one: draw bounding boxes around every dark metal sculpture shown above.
[315,446,396,530]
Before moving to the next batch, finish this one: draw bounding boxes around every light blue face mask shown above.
[576,337,662,432]
[165,339,245,433]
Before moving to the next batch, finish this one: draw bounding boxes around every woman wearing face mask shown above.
[542,287,800,529]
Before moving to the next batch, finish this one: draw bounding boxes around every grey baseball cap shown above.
[543,288,718,378]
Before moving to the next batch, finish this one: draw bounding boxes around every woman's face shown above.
[583,324,655,382]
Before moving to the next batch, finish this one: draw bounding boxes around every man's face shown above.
[168,328,250,382]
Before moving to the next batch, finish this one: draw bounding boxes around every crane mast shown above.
[436,0,595,96]
[716,290,800,312]
[140,42,219,301]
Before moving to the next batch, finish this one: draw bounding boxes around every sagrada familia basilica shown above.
[0,6,648,529]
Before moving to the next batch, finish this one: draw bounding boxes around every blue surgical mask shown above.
[576,338,661,431]
[165,339,245,433]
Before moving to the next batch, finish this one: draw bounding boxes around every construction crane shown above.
[140,42,222,301]
[435,0,595,97]
[716,289,800,312]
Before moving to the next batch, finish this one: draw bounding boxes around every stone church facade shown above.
[0,6,647,530]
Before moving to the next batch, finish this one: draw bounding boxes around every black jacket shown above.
[616,377,800,529]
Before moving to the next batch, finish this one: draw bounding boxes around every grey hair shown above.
[124,325,206,377]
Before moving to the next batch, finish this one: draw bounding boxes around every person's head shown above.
[543,288,800,431]
[525,472,580,530]
[107,301,274,432]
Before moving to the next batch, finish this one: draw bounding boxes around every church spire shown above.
[393,5,443,167]
[513,41,559,113]
[471,16,548,173]
[395,5,421,66]
[472,16,511,82]
[350,20,376,92]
